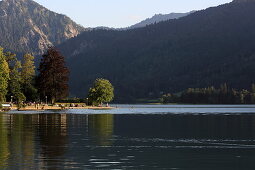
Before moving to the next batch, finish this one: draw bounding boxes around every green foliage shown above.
[0,48,10,102]
[8,59,26,105]
[0,47,38,104]
[21,54,38,101]
[21,54,35,83]
[16,92,26,109]
[88,78,114,105]
[162,84,255,104]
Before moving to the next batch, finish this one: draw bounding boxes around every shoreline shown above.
[9,106,115,111]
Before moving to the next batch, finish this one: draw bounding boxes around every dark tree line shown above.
[0,46,69,106]
[161,84,255,104]
[1,45,115,106]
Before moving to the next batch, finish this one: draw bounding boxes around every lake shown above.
[1,105,255,169]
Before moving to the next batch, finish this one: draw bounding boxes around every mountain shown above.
[59,0,255,102]
[233,0,255,2]
[129,11,195,29]
[0,0,85,54]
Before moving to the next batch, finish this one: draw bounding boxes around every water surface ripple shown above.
[1,105,255,169]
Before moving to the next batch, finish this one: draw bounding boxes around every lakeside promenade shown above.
[5,105,115,111]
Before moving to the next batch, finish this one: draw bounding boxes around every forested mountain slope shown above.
[59,0,255,102]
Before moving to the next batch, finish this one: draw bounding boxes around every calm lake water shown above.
[1,105,255,169]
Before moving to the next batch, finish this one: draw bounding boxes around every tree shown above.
[5,51,27,105]
[0,48,10,103]
[252,84,255,93]
[37,47,69,103]
[88,78,114,105]
[8,60,26,106]
[251,84,255,103]
[21,54,37,101]
[21,54,35,83]
[240,89,249,104]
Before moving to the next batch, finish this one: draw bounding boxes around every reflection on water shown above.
[0,115,8,168]
[0,113,114,169]
[1,109,255,169]
[0,114,37,168]
[38,114,68,169]
[89,114,114,146]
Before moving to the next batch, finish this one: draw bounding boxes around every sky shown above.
[34,0,232,28]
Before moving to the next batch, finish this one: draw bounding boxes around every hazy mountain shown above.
[58,0,255,102]
[129,11,195,29]
[0,0,85,54]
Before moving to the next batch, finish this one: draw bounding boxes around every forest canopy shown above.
[0,47,70,107]
[161,84,255,104]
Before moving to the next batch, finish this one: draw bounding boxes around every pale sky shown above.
[34,0,232,28]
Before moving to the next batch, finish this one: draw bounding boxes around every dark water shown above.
[1,105,255,169]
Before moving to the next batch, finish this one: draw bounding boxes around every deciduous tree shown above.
[88,78,114,105]
[21,54,35,83]
[37,47,69,103]
[8,60,26,106]
[0,48,10,102]
[21,54,37,101]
